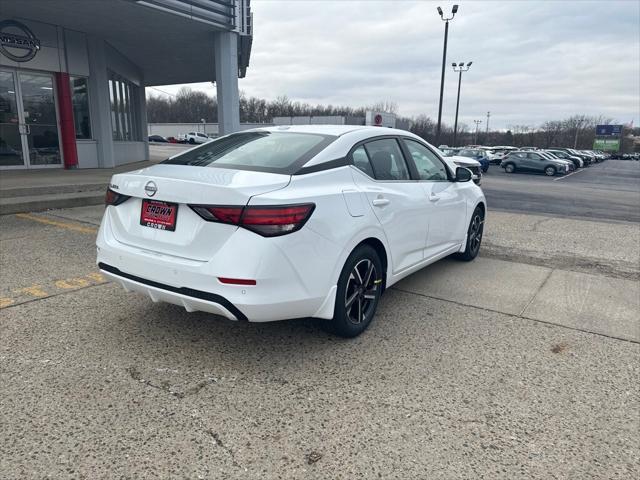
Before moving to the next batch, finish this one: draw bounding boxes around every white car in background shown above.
[98,126,486,337]
[178,132,212,144]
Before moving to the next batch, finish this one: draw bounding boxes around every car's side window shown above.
[403,139,448,181]
[351,145,375,178]
[528,153,542,160]
[363,138,411,181]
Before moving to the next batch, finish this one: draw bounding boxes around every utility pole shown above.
[452,61,472,147]
[485,111,490,134]
[435,5,459,146]
[474,120,482,145]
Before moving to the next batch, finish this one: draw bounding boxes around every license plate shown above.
[140,200,178,231]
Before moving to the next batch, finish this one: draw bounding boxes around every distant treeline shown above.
[147,88,637,150]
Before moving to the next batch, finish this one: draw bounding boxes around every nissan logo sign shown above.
[144,181,157,197]
[0,20,41,63]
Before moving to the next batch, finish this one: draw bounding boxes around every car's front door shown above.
[527,152,545,173]
[401,138,467,258]
[350,138,428,274]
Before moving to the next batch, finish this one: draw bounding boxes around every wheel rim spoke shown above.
[345,290,358,309]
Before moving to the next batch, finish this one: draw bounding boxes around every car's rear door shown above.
[400,138,467,258]
[350,138,428,273]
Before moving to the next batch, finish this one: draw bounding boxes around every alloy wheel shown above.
[469,213,484,255]
[344,259,378,324]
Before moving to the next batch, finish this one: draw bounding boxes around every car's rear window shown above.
[163,131,336,174]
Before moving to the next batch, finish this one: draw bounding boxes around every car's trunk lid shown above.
[106,164,290,261]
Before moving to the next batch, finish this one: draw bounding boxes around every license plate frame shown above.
[140,199,178,231]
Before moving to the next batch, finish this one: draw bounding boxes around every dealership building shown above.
[0,0,252,170]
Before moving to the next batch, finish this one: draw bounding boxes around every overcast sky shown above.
[150,0,640,130]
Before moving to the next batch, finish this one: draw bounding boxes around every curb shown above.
[0,191,105,215]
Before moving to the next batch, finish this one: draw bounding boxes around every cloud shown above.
[151,0,640,129]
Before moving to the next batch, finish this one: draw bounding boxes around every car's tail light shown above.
[105,188,130,206]
[190,206,243,225]
[189,203,315,237]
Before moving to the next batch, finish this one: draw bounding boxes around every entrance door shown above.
[0,68,62,169]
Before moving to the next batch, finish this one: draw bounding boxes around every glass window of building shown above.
[108,72,140,141]
[70,76,91,139]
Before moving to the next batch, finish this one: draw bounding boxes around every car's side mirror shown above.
[455,167,472,182]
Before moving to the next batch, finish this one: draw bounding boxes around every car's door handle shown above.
[429,193,440,202]
[372,198,390,207]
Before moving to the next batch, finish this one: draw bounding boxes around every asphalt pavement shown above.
[1,202,638,478]
[482,160,640,222]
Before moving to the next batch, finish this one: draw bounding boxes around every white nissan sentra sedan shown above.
[97,125,486,337]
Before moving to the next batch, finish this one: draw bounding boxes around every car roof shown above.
[244,124,411,137]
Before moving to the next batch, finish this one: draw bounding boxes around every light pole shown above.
[452,61,472,147]
[435,4,459,146]
[474,119,482,145]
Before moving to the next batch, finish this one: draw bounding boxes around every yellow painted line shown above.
[0,298,14,308]
[0,271,109,310]
[15,213,98,234]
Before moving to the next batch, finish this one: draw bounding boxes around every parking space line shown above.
[15,213,98,234]
[0,271,108,310]
[554,168,587,181]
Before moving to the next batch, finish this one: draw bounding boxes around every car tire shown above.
[544,166,556,176]
[504,163,515,173]
[189,138,195,144]
[454,206,484,262]
[321,245,383,338]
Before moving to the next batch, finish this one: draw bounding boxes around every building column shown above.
[214,31,240,135]
[86,36,115,168]
[54,72,79,169]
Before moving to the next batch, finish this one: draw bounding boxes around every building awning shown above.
[0,0,251,85]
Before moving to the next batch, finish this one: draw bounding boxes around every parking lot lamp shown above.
[474,119,482,144]
[452,61,472,147]
[435,4,459,146]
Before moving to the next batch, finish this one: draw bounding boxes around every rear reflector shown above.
[189,203,315,237]
[218,277,257,286]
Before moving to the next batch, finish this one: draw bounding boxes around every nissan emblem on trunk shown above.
[144,181,157,197]
[0,20,41,62]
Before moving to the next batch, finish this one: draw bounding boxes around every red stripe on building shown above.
[54,72,78,168]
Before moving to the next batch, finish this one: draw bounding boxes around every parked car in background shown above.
[457,148,490,172]
[579,150,599,163]
[439,147,461,157]
[555,148,592,165]
[484,146,517,164]
[501,150,571,176]
[148,135,168,143]
[438,152,482,186]
[545,149,584,168]
[178,132,212,144]
[538,151,575,171]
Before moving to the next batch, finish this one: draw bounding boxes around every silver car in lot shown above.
[501,150,571,176]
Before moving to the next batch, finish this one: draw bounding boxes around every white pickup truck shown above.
[177,132,212,144]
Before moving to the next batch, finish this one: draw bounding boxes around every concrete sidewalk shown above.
[0,144,190,215]
[395,256,639,342]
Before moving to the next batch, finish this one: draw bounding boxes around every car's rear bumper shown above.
[96,208,338,322]
[99,262,246,321]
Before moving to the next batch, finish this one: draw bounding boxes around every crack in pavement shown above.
[125,366,217,400]
[206,430,240,467]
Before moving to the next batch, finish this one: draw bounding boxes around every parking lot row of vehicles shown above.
[439,144,616,177]
[500,147,611,176]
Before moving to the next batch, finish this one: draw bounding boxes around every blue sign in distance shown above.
[596,125,623,136]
